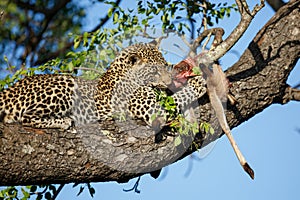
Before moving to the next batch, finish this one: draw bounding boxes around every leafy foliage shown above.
[153,89,212,147]
[136,0,237,36]
[0,0,85,68]
[0,185,62,200]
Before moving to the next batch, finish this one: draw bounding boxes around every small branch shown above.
[123,177,141,193]
[89,0,122,32]
[34,42,73,66]
[236,0,251,16]
[251,0,266,16]
[188,17,195,40]
[164,29,192,54]
[177,32,193,50]
[139,30,168,48]
[202,1,208,31]
[52,184,65,200]
[208,0,265,61]
[201,32,212,51]
[30,186,48,196]
[189,28,224,57]
[194,1,208,31]
[10,0,51,14]
[282,86,300,104]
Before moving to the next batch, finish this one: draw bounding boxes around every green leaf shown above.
[113,11,119,24]
[142,18,148,25]
[67,62,74,71]
[209,127,215,135]
[3,55,8,63]
[174,136,182,146]
[74,38,80,49]
[37,194,43,200]
[45,192,52,200]
[132,15,138,25]
[138,8,146,14]
[150,113,157,122]
[21,187,30,199]
[107,8,113,17]
[83,32,89,47]
[192,66,202,75]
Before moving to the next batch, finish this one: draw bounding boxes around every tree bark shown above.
[0,1,299,186]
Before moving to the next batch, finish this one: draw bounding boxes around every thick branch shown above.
[0,1,299,186]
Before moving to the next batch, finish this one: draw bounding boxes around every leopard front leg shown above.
[128,87,167,129]
[129,76,207,132]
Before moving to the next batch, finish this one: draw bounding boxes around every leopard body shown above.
[0,43,207,129]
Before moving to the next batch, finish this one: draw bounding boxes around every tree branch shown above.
[34,0,122,66]
[208,0,265,61]
[30,0,72,66]
[52,184,65,200]
[0,0,299,186]
[34,42,74,66]
[282,87,300,103]
[189,28,224,56]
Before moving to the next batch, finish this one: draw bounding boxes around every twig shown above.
[189,28,224,56]
[202,32,212,51]
[123,176,141,193]
[202,1,208,31]
[89,0,122,32]
[282,86,300,104]
[169,29,192,49]
[194,1,208,31]
[208,0,265,61]
[52,184,65,200]
[30,186,48,196]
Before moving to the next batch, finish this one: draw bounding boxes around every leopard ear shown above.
[128,54,140,65]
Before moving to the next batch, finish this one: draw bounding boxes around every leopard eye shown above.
[129,55,139,65]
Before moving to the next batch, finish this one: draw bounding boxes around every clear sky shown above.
[51,0,299,199]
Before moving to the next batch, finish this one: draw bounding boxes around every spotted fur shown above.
[0,43,207,129]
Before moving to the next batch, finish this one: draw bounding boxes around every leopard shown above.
[0,43,173,129]
[94,43,171,121]
[0,42,207,130]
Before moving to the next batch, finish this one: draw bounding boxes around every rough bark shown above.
[0,1,299,186]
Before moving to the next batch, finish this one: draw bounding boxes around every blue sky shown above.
[18,0,300,199]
